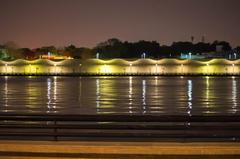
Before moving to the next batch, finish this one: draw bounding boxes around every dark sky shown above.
[0,0,240,48]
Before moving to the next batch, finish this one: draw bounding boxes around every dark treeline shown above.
[0,38,240,60]
[95,38,237,59]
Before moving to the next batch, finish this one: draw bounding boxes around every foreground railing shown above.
[0,113,240,141]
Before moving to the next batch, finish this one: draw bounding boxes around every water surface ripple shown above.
[0,76,239,115]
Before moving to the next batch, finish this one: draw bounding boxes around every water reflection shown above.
[142,79,146,114]
[205,76,210,108]
[46,77,57,111]
[47,78,52,110]
[187,80,192,116]
[232,77,237,113]
[78,77,82,102]
[53,77,57,102]
[4,76,8,112]
[0,76,239,115]
[128,77,133,113]
[96,79,100,112]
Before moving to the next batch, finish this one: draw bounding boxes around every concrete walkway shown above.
[0,141,240,158]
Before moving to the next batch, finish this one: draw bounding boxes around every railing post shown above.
[54,119,58,141]
[183,120,190,142]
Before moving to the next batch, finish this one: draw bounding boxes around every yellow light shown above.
[101,64,110,73]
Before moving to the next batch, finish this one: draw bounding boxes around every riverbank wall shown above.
[0,58,240,75]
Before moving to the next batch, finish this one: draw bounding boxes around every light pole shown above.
[206,63,209,74]
[96,53,99,59]
[36,67,39,74]
[181,64,184,74]
[79,64,82,73]
[104,64,107,73]
[189,52,192,59]
[234,53,237,59]
[129,63,132,73]
[54,64,57,74]
[5,64,8,73]
[155,64,158,74]
[232,64,235,74]
[29,64,31,73]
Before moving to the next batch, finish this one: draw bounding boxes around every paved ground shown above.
[1,141,240,158]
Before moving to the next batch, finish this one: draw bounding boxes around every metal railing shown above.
[0,113,240,141]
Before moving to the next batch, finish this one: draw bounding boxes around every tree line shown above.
[0,39,239,60]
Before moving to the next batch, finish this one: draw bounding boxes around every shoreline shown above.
[0,73,240,76]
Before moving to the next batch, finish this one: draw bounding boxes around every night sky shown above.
[0,0,240,48]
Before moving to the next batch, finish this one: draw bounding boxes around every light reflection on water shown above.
[187,80,192,116]
[0,76,239,115]
[232,77,237,113]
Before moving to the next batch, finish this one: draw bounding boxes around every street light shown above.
[206,63,209,74]
[129,63,132,73]
[234,53,237,59]
[189,52,192,59]
[96,53,99,59]
[142,53,146,59]
[181,64,184,74]
[5,64,8,73]
[29,64,32,73]
[104,64,107,73]
[232,64,235,74]
[54,64,57,73]
[155,64,158,73]
[79,64,82,73]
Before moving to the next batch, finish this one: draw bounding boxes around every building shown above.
[180,53,205,59]
[39,52,73,60]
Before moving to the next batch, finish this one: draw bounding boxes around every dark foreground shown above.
[1,113,240,142]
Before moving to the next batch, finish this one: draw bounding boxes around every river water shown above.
[0,76,239,115]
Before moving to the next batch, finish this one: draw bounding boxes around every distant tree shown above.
[79,47,94,59]
[64,45,94,59]
[211,41,232,52]
[35,46,58,55]
[18,48,36,60]
[235,46,240,53]
[159,45,174,57]
[4,41,21,59]
[95,38,126,59]
[193,42,212,53]
[133,40,161,58]
[64,45,77,57]
[171,42,194,56]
